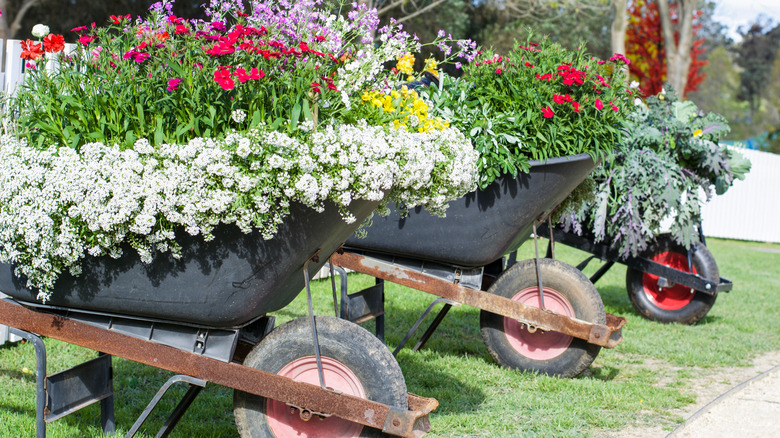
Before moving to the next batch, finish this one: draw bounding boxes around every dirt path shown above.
[606,350,780,437]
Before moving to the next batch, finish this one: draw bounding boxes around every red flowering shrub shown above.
[425,36,634,187]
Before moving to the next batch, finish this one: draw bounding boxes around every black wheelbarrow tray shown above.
[536,223,733,325]
[330,154,627,379]
[0,198,437,438]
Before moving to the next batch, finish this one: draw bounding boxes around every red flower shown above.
[564,94,573,102]
[535,73,552,81]
[311,82,322,93]
[611,104,619,111]
[572,102,581,113]
[207,40,235,56]
[495,67,502,74]
[553,94,566,105]
[235,67,263,83]
[595,98,604,110]
[524,62,534,68]
[41,34,65,53]
[20,40,44,61]
[213,67,235,90]
[541,106,555,118]
[71,25,88,32]
[79,35,94,45]
[175,24,189,35]
[110,14,131,24]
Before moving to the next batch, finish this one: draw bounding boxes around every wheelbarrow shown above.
[0,198,436,438]
[331,154,627,379]
[536,224,732,324]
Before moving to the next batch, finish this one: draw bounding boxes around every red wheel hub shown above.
[267,356,365,437]
[642,251,697,310]
[503,287,575,360]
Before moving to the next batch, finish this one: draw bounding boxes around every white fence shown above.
[701,147,780,243]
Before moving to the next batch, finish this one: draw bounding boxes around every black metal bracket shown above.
[125,374,206,438]
[326,263,386,343]
[392,298,460,356]
[9,329,115,438]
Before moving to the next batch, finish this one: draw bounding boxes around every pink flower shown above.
[541,106,555,118]
[595,98,604,110]
[71,25,88,32]
[167,78,182,91]
[78,35,94,45]
[495,67,502,74]
[213,67,235,90]
[609,53,631,65]
[235,67,264,83]
[611,104,619,111]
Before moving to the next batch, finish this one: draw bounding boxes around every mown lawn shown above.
[0,237,778,437]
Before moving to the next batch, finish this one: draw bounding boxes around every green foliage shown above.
[559,85,751,258]
[423,36,633,188]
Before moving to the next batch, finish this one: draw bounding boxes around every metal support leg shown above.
[532,222,546,310]
[10,329,46,438]
[302,259,326,390]
[589,261,615,284]
[99,352,115,434]
[392,298,459,356]
[125,375,206,438]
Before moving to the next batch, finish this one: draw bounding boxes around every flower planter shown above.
[0,199,380,328]
[346,154,596,267]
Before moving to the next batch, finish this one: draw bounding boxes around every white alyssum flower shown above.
[231,109,247,124]
[32,24,50,38]
[0,123,478,301]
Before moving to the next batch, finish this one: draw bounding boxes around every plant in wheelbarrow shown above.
[556,85,752,324]
[0,1,481,436]
[341,38,633,378]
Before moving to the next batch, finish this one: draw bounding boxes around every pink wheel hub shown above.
[504,287,575,360]
[267,356,366,437]
[642,251,696,310]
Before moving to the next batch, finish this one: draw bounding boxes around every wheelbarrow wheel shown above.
[233,316,408,438]
[479,258,605,378]
[626,235,718,324]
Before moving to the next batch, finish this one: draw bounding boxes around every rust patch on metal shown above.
[0,299,436,437]
[332,251,625,349]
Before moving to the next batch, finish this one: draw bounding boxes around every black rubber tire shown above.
[479,258,605,378]
[233,316,408,438]
[626,235,718,325]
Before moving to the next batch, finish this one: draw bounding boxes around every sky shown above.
[712,0,780,41]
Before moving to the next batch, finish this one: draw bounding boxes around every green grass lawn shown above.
[0,237,778,437]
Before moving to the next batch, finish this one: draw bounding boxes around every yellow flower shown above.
[424,57,438,74]
[693,129,703,138]
[396,53,415,76]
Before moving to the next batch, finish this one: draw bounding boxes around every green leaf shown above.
[290,102,302,130]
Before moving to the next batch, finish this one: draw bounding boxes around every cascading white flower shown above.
[0,122,478,301]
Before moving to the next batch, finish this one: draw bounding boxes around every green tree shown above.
[687,45,749,136]
[734,19,780,113]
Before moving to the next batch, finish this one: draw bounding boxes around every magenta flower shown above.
[595,98,604,110]
[167,78,182,91]
[542,106,555,118]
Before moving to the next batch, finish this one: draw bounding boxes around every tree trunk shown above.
[657,0,695,96]
[611,0,628,56]
[0,0,41,40]
[610,0,628,82]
